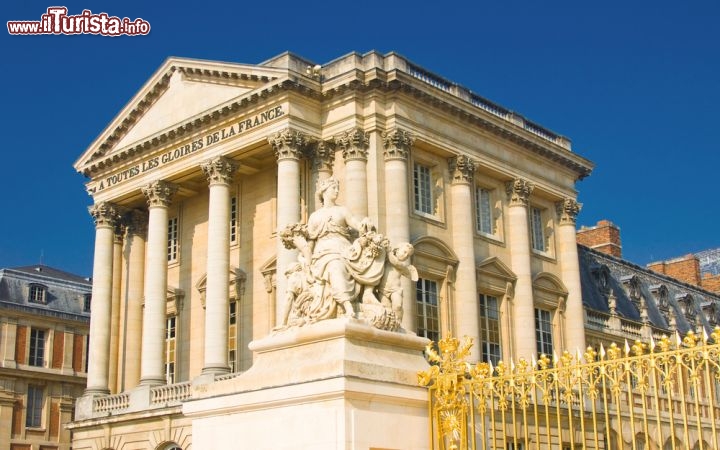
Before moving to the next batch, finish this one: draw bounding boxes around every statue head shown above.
[316,176,340,206]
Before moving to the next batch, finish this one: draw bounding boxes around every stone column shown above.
[122,209,147,390]
[86,201,119,394]
[382,129,414,330]
[336,128,369,217]
[309,140,335,212]
[108,225,124,393]
[200,156,237,375]
[269,129,306,327]
[449,155,480,360]
[556,198,586,353]
[505,179,535,360]
[140,181,177,386]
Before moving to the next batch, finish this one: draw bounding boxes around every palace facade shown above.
[0,265,91,450]
[70,51,600,449]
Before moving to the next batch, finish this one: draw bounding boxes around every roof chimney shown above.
[576,220,622,258]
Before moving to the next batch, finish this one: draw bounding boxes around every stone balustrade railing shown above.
[93,392,129,414]
[150,381,192,405]
[404,63,570,150]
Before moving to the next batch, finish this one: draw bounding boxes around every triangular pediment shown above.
[477,257,516,282]
[74,57,287,172]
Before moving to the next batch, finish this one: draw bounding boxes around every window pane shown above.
[476,188,492,234]
[167,217,178,261]
[29,329,45,367]
[479,294,502,365]
[530,207,545,251]
[416,279,439,342]
[413,163,433,214]
[230,196,238,243]
[535,308,553,356]
[26,385,43,427]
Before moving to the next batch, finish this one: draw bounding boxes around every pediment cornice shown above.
[74,57,290,175]
[75,53,593,182]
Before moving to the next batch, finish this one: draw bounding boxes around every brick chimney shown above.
[576,220,622,257]
[702,272,720,294]
[647,255,701,286]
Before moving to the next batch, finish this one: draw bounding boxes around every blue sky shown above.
[1,1,718,277]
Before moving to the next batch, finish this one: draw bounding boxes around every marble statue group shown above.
[278,177,417,332]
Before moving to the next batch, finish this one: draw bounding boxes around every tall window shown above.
[230,196,238,244]
[26,385,43,428]
[29,284,47,304]
[165,316,176,384]
[413,163,434,215]
[167,217,179,262]
[535,308,553,356]
[479,294,502,365]
[416,278,440,342]
[228,300,238,373]
[475,187,493,234]
[29,328,45,367]
[530,206,546,252]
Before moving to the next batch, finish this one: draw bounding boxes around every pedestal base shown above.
[184,318,431,449]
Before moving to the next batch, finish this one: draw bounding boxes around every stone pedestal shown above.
[184,319,431,449]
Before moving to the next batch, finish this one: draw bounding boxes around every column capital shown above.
[88,202,120,228]
[125,209,149,238]
[201,156,237,186]
[308,139,335,173]
[505,178,534,206]
[335,128,369,161]
[268,128,307,161]
[382,129,414,161]
[114,223,126,244]
[142,180,178,208]
[555,198,581,225]
[448,155,475,185]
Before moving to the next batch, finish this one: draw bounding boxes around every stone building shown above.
[69,51,595,449]
[0,265,91,450]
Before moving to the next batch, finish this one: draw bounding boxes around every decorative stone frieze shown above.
[201,156,237,186]
[505,178,534,206]
[308,140,335,173]
[335,128,369,161]
[126,209,149,238]
[448,155,475,185]
[268,128,307,161]
[381,129,414,161]
[556,198,581,224]
[142,181,178,208]
[88,202,120,228]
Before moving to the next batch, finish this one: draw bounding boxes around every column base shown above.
[201,365,230,376]
[139,377,165,387]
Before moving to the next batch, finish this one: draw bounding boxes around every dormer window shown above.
[676,294,695,323]
[83,294,92,312]
[650,284,669,312]
[28,284,47,304]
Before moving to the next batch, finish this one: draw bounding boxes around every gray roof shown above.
[0,265,91,322]
[579,245,720,335]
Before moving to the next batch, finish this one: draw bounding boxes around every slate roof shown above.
[579,245,720,335]
[0,265,91,321]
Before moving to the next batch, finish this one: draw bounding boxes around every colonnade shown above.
[84,126,586,395]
